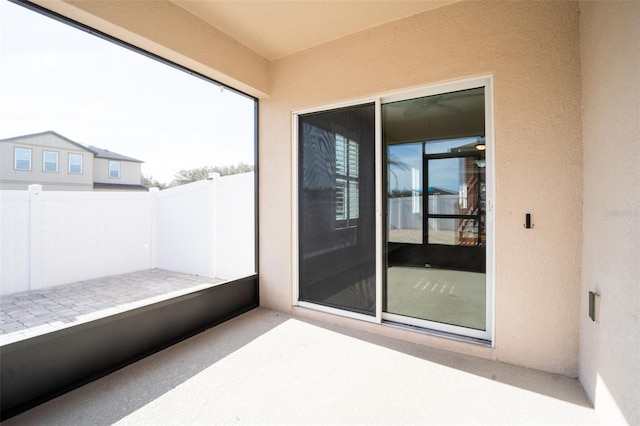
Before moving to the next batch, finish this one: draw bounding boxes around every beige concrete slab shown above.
[4,308,597,425]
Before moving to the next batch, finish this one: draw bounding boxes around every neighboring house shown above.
[0,131,147,191]
[87,144,147,191]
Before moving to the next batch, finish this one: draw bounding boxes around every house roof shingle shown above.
[87,146,143,163]
[93,182,149,191]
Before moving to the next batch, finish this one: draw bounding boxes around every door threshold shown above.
[382,319,492,347]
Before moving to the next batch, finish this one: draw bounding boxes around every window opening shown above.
[43,151,58,172]
[69,153,83,174]
[15,147,31,170]
[335,134,359,226]
[108,161,120,178]
[0,0,258,347]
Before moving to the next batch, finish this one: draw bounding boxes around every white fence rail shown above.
[0,173,255,296]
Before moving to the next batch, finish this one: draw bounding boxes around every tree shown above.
[388,155,409,190]
[211,162,254,176]
[173,163,254,186]
[173,167,214,184]
[142,174,168,190]
[388,188,413,198]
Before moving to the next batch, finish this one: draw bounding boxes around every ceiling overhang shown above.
[172,1,460,60]
[26,0,460,97]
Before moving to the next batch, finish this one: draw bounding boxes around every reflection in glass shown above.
[424,136,485,155]
[388,143,422,244]
[385,266,486,330]
[427,218,483,246]
[383,86,487,333]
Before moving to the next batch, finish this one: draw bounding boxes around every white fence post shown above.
[208,173,220,279]
[149,187,159,269]
[28,184,43,290]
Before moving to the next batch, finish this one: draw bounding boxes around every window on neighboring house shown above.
[69,153,82,174]
[43,150,58,172]
[109,161,120,178]
[14,147,31,170]
[335,134,360,226]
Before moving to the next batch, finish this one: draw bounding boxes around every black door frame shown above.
[423,150,485,273]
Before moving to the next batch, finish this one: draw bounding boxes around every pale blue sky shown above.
[389,138,479,193]
[0,0,255,183]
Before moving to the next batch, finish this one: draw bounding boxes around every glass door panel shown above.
[383,87,488,334]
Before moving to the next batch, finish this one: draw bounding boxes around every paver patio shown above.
[0,269,222,345]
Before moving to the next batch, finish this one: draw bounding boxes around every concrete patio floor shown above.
[3,308,598,425]
[0,269,222,345]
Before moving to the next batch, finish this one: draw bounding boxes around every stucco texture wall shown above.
[580,2,640,424]
[260,1,583,375]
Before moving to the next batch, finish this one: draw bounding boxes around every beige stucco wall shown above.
[30,0,270,98]
[580,2,640,424]
[261,0,583,376]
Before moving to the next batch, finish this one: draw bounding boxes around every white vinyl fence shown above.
[0,173,255,296]
[388,195,458,231]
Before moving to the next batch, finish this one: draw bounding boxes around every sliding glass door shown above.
[295,78,493,341]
